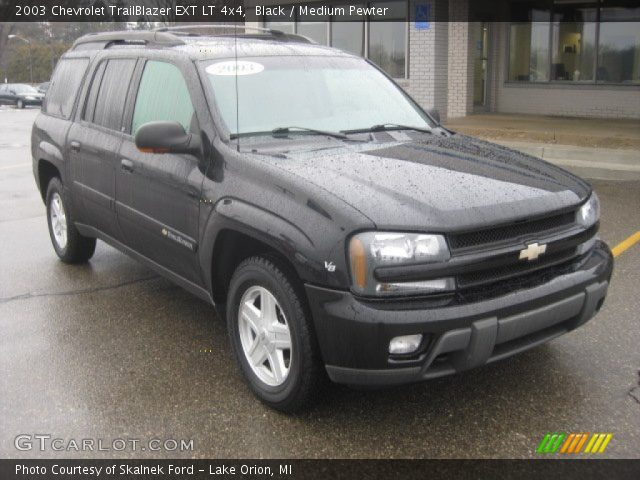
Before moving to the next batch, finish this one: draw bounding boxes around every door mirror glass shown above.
[427,108,441,124]
[135,121,200,155]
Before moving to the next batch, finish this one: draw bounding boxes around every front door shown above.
[116,60,204,284]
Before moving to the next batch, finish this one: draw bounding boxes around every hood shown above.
[256,133,591,232]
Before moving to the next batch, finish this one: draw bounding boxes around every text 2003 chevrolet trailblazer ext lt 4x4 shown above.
[32,27,613,411]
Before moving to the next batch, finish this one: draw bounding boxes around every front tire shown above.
[16,99,24,109]
[227,255,323,412]
[46,177,96,263]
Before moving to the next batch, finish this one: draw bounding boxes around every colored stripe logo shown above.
[536,433,612,454]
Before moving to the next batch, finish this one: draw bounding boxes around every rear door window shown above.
[45,58,89,119]
[131,61,194,134]
[89,59,136,131]
[82,61,107,124]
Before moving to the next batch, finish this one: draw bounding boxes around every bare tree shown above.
[0,23,17,78]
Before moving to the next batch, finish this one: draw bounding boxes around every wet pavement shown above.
[1,108,639,459]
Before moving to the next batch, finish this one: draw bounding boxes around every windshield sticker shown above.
[206,61,264,76]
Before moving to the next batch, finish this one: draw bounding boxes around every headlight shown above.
[577,193,600,228]
[348,232,453,296]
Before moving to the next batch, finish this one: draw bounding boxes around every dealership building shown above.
[253,0,640,121]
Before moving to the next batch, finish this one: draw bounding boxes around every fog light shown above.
[389,334,423,355]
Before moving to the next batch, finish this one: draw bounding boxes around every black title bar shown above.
[1,0,638,23]
[1,459,640,480]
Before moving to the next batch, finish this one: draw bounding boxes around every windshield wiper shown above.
[271,126,347,140]
[344,124,433,134]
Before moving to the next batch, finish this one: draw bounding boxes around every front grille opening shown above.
[448,211,575,251]
[457,248,578,289]
[455,254,584,304]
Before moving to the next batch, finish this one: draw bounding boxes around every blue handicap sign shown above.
[415,4,430,30]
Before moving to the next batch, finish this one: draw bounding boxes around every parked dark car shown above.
[0,83,44,108]
[32,28,613,412]
[37,81,50,94]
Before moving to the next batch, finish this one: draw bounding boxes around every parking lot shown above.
[1,108,639,459]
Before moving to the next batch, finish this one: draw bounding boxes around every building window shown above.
[551,4,597,81]
[297,16,329,44]
[598,3,640,83]
[368,1,407,78]
[508,0,640,85]
[264,1,407,79]
[509,22,551,81]
[330,5,365,56]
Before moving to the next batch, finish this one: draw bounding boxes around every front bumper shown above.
[305,241,613,386]
[18,98,43,106]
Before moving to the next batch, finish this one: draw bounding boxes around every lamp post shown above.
[8,34,33,84]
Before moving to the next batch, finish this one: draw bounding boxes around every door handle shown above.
[70,141,81,152]
[120,159,134,173]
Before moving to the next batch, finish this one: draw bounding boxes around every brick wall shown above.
[490,23,640,119]
[406,0,450,121]
[446,0,474,119]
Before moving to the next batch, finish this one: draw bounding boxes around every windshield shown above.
[11,84,38,94]
[200,56,433,136]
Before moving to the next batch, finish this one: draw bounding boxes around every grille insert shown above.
[448,211,575,251]
[457,248,578,289]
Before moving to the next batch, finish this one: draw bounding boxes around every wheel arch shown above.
[201,199,321,306]
[37,159,61,202]
[208,228,307,306]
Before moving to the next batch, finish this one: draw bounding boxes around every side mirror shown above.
[427,108,440,124]
[135,121,200,155]
[9,90,16,95]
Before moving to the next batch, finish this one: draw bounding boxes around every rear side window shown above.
[131,61,194,134]
[89,59,137,131]
[45,58,89,119]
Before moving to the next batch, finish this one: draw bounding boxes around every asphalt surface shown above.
[1,108,639,459]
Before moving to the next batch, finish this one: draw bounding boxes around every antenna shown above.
[234,13,240,152]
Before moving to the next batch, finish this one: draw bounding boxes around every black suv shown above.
[32,27,613,412]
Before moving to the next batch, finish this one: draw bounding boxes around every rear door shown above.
[33,56,90,196]
[67,57,137,240]
[116,59,204,284]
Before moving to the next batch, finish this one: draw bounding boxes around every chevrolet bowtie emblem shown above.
[519,242,547,261]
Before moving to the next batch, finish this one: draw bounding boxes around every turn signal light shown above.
[349,237,367,289]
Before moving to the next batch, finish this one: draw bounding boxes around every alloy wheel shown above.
[238,286,292,387]
[49,192,68,250]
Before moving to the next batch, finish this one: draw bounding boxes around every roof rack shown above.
[72,31,185,50]
[72,25,315,51]
[155,25,277,35]
[154,24,315,44]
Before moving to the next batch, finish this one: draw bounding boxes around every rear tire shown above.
[227,255,323,412]
[46,177,96,264]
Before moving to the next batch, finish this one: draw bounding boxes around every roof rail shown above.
[72,31,185,50]
[155,24,281,35]
[154,24,315,44]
